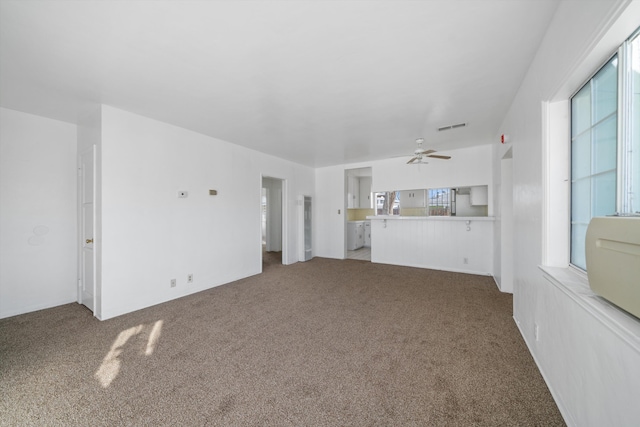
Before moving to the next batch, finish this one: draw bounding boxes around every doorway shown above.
[500,148,514,293]
[299,196,313,261]
[261,176,285,269]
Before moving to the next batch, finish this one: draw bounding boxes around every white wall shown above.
[1,105,314,320]
[371,218,493,275]
[0,108,77,319]
[372,144,492,198]
[97,106,314,319]
[495,0,640,425]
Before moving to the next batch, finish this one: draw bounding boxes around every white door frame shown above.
[500,148,514,293]
[78,145,96,312]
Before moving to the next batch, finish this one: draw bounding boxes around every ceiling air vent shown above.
[438,122,467,132]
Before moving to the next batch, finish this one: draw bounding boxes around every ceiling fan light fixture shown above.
[404,138,451,164]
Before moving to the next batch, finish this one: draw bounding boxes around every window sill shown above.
[539,265,640,355]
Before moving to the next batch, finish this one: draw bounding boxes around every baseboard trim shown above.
[514,316,576,427]
[0,296,77,320]
[371,259,491,276]
[492,275,501,291]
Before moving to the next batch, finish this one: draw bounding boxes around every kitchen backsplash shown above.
[347,208,374,221]
[399,207,429,216]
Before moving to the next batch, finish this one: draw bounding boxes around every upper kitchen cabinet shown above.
[470,186,488,206]
[346,167,373,209]
[358,177,372,209]
[347,175,359,208]
[399,189,426,208]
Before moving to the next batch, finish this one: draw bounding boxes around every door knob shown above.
[86,239,93,244]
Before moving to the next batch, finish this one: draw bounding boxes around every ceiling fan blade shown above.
[407,156,419,164]
[418,149,436,155]
[426,154,451,160]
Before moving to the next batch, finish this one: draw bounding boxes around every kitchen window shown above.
[428,188,452,216]
[375,191,399,215]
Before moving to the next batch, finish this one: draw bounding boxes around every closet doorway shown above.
[261,176,285,269]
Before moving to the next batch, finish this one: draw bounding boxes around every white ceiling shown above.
[0,0,559,167]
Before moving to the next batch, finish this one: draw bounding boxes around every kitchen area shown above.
[346,166,493,274]
[346,168,373,261]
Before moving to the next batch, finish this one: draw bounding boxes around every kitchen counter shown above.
[367,215,494,221]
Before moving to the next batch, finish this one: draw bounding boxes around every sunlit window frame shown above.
[570,27,640,271]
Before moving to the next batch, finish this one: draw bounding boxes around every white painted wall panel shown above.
[0,108,77,319]
[373,145,492,199]
[97,106,314,319]
[371,218,493,275]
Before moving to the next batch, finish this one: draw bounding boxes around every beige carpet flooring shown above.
[0,257,564,426]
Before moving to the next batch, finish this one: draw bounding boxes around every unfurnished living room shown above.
[1,1,639,426]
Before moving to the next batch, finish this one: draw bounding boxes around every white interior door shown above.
[304,196,312,261]
[80,147,95,311]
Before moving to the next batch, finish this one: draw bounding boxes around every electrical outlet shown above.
[170,279,176,288]
[463,257,468,264]
[187,274,193,283]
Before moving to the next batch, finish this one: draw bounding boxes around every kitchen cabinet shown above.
[358,177,372,208]
[347,221,365,250]
[348,176,373,209]
[364,221,371,247]
[470,186,488,206]
[347,176,359,208]
[399,189,426,208]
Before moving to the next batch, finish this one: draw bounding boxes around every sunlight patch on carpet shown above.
[94,320,164,388]
[145,320,164,356]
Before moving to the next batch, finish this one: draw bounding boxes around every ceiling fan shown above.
[406,138,451,164]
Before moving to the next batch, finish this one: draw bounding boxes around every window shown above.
[571,28,640,270]
[428,188,451,216]
[375,191,399,215]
